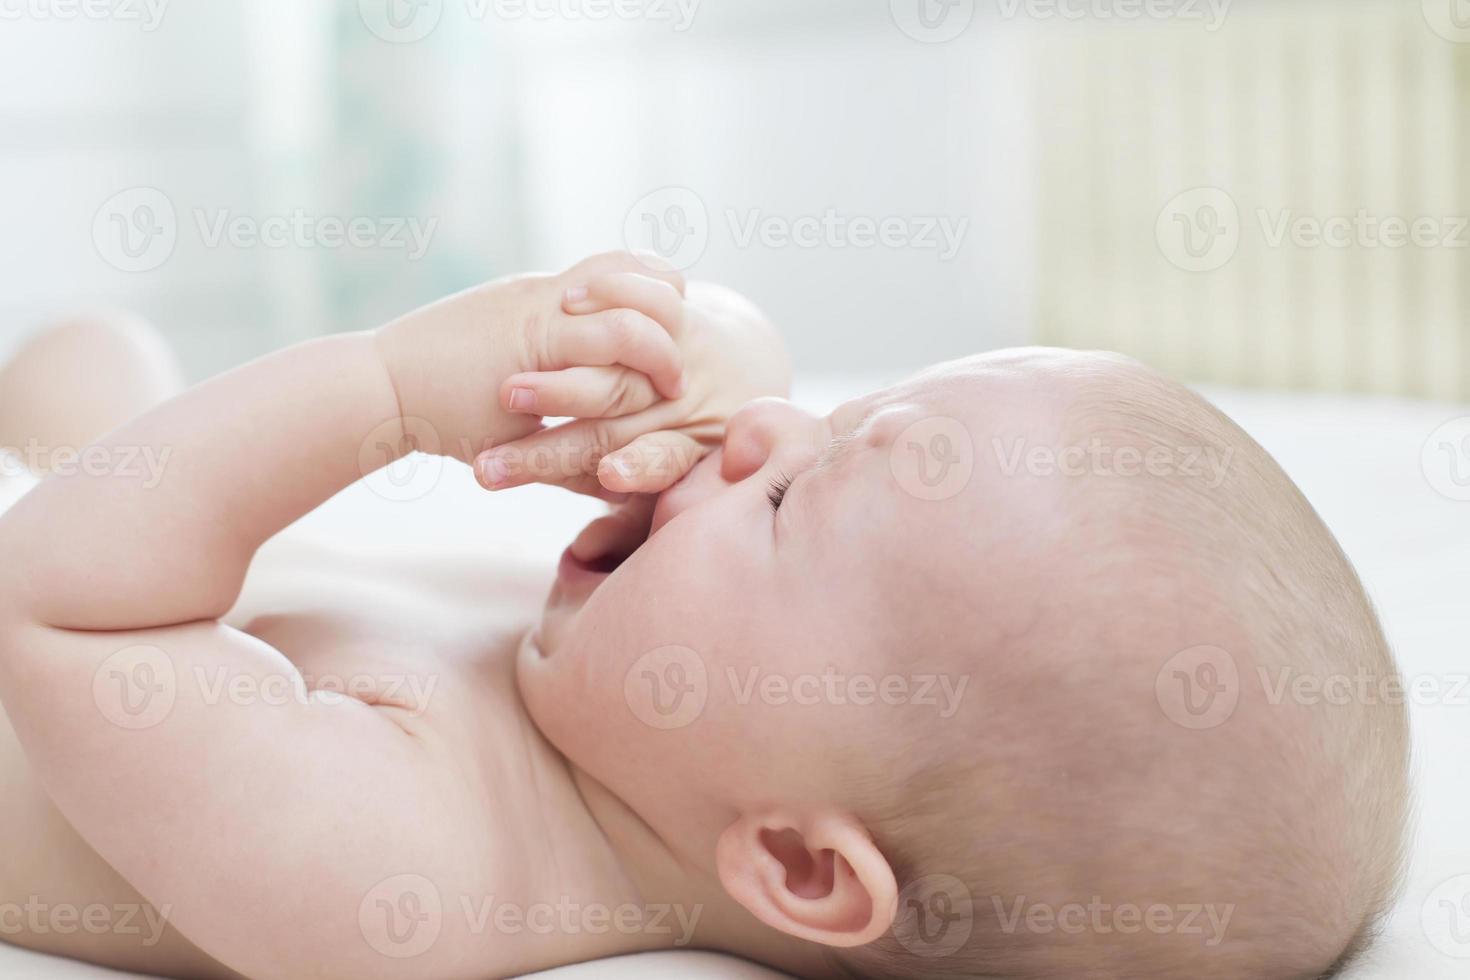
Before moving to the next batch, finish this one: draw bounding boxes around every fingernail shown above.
[673,375,689,398]
[565,285,588,304]
[479,453,510,488]
[609,454,634,479]
[508,386,536,412]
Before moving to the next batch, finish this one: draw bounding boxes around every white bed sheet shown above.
[2,379,1468,980]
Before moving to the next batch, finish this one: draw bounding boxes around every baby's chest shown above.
[223,538,544,727]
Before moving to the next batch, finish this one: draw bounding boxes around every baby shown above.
[0,252,1409,980]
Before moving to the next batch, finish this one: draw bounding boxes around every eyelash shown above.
[766,472,793,512]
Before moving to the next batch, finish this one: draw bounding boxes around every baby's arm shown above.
[0,254,682,979]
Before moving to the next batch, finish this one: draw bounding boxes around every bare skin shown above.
[0,268,1395,980]
[0,321,726,979]
[0,314,227,976]
[0,534,554,979]
[0,263,813,980]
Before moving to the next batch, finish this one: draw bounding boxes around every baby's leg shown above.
[0,310,183,473]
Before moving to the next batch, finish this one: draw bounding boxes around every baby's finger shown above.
[563,251,686,296]
[476,416,640,492]
[564,474,631,503]
[550,309,685,399]
[562,274,685,337]
[501,367,658,420]
[598,430,707,495]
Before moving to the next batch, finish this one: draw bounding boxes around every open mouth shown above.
[554,456,709,598]
[555,506,653,594]
[558,543,635,583]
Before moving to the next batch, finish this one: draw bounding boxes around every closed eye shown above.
[766,472,793,512]
[764,405,877,515]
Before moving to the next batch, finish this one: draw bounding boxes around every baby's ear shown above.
[715,810,897,948]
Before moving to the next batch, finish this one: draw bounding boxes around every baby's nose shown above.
[721,398,821,483]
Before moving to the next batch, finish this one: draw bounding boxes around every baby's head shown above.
[518,348,1410,978]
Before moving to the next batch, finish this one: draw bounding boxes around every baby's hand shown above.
[475,275,790,495]
[373,252,688,488]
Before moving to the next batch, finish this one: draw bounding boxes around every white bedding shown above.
[2,379,1468,980]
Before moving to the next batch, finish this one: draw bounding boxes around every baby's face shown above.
[517,351,1067,844]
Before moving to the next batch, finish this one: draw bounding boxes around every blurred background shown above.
[0,0,1465,398]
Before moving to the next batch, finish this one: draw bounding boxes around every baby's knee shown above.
[17,310,180,385]
[0,310,183,461]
